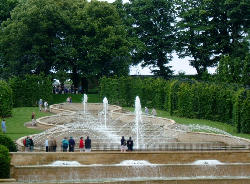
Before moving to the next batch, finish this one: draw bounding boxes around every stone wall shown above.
[10,151,250,166]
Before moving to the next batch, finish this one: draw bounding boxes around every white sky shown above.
[100,0,217,75]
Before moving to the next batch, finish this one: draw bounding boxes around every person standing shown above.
[120,136,127,152]
[22,137,27,152]
[145,107,149,115]
[79,137,84,152]
[39,99,43,111]
[151,108,157,116]
[127,137,134,151]
[29,137,34,152]
[68,136,75,152]
[31,112,36,126]
[1,119,6,133]
[85,136,91,152]
[52,137,57,152]
[44,101,48,112]
[25,136,30,152]
[62,137,69,152]
[45,138,49,152]
[48,137,53,152]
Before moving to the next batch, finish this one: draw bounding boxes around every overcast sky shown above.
[98,0,216,75]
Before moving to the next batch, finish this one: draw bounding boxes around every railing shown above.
[22,143,250,152]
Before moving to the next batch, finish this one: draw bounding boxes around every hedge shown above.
[0,145,10,178]
[9,74,52,107]
[233,89,250,133]
[100,77,249,133]
[0,134,17,152]
[0,80,13,117]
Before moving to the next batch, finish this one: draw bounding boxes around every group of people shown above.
[38,99,49,112]
[144,107,157,116]
[66,96,72,103]
[120,136,134,152]
[22,135,135,152]
[45,137,57,152]
[44,136,92,152]
[23,136,34,152]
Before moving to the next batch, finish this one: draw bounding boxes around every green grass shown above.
[3,107,52,140]
[50,94,101,104]
[123,107,250,140]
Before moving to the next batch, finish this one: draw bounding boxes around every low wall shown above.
[12,164,250,183]
[10,151,250,166]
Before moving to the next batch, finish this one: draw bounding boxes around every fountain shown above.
[103,97,108,128]
[82,94,88,114]
[12,100,250,183]
[135,96,142,150]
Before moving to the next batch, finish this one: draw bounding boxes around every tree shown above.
[0,0,131,92]
[176,0,250,77]
[126,0,176,79]
[59,0,131,91]
[175,0,220,77]
[0,0,71,79]
[217,55,250,85]
[0,0,18,24]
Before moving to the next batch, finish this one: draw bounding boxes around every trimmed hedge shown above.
[0,80,13,117]
[0,145,10,178]
[9,74,52,107]
[100,77,249,133]
[233,89,250,133]
[0,134,17,152]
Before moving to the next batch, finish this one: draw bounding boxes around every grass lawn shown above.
[3,107,52,140]
[50,94,101,104]
[123,107,250,140]
[3,94,101,141]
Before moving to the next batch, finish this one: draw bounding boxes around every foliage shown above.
[0,145,10,178]
[0,80,13,117]
[100,77,249,133]
[0,0,131,88]
[0,134,17,152]
[233,89,250,133]
[175,0,250,77]
[217,55,250,86]
[9,74,52,107]
[126,0,176,79]
[0,0,18,24]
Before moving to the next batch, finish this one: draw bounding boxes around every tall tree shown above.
[0,0,18,24]
[127,0,176,79]
[176,0,250,77]
[0,0,71,78]
[0,0,131,88]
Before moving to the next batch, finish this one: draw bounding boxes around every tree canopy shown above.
[0,0,249,83]
[0,0,131,87]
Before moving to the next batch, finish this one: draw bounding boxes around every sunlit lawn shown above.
[3,107,52,140]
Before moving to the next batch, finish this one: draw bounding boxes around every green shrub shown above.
[0,134,17,152]
[0,80,13,117]
[0,145,10,178]
[233,89,250,133]
[9,74,52,107]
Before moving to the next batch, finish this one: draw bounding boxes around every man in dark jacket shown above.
[68,136,75,152]
[85,136,91,152]
[127,137,133,151]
